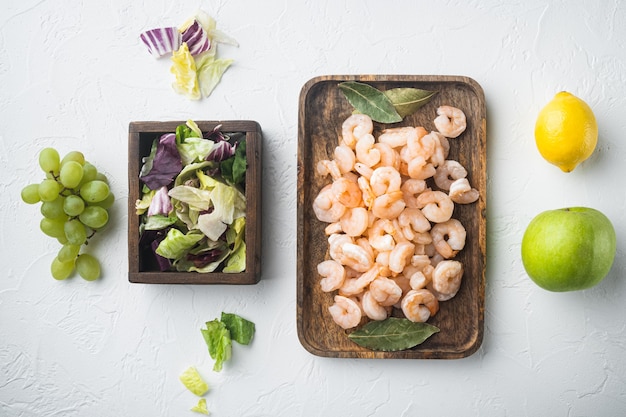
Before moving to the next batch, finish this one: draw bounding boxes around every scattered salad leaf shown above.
[155,228,204,259]
[191,398,210,415]
[179,366,209,396]
[139,10,238,100]
[140,27,181,58]
[383,88,438,118]
[338,81,402,123]
[347,317,439,351]
[201,319,232,372]
[220,312,255,345]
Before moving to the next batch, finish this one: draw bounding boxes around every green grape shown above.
[76,254,100,281]
[21,183,41,204]
[64,219,87,245]
[51,256,75,280]
[63,195,85,216]
[95,172,109,184]
[78,162,98,186]
[38,179,61,202]
[78,205,109,229]
[57,235,69,245]
[59,160,83,188]
[40,218,66,239]
[91,192,114,209]
[79,180,109,203]
[39,147,60,174]
[58,244,80,263]
[61,151,85,166]
[40,196,67,219]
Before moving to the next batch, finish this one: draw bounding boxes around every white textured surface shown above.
[2,0,626,415]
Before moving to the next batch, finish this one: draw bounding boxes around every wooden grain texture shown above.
[128,120,262,285]
[297,75,486,359]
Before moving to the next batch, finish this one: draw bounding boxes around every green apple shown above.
[521,207,616,292]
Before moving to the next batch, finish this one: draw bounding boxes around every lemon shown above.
[534,91,598,172]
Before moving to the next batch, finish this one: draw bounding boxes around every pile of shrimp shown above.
[312,105,479,330]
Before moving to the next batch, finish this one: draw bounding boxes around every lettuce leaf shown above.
[168,185,212,211]
[220,140,246,186]
[155,228,203,259]
[177,137,215,166]
[144,214,178,231]
[171,43,201,100]
[220,312,255,345]
[201,319,232,372]
[196,53,233,98]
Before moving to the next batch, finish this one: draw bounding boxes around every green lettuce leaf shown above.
[155,228,204,259]
[201,319,232,372]
[168,185,212,211]
[220,312,255,345]
[196,53,234,98]
[177,137,215,166]
[143,213,178,230]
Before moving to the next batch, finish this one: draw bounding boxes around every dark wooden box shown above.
[128,120,262,284]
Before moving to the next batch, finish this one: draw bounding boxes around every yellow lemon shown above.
[534,91,598,172]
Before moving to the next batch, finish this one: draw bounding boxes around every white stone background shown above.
[1,0,626,415]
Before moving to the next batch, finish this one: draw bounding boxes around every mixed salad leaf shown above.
[139,10,238,100]
[136,120,247,273]
[200,312,255,372]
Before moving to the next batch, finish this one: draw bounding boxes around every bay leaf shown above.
[384,88,438,118]
[338,81,402,124]
[347,317,439,351]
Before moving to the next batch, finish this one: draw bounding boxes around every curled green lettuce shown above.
[155,228,203,259]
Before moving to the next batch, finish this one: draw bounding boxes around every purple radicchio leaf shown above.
[147,185,173,216]
[181,20,211,56]
[186,249,223,268]
[140,133,182,190]
[139,27,181,58]
[139,229,172,271]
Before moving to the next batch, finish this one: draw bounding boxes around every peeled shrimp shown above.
[368,218,396,252]
[362,290,389,321]
[430,260,463,301]
[333,145,356,174]
[342,114,373,148]
[388,241,415,274]
[316,159,342,180]
[434,106,466,138]
[369,166,402,196]
[318,260,346,292]
[378,126,419,148]
[449,178,479,204]
[430,218,466,259]
[401,289,440,323]
[369,276,403,307]
[332,177,362,208]
[434,160,468,191]
[416,190,454,223]
[339,265,380,296]
[407,156,436,180]
[340,207,369,237]
[401,179,428,208]
[313,184,346,223]
[372,190,406,220]
[374,142,400,170]
[355,133,381,167]
[328,295,362,329]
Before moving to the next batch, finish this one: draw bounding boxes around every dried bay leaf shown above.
[338,81,402,124]
[348,317,439,351]
[384,88,438,118]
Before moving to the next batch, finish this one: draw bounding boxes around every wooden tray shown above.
[128,120,262,285]
[296,75,486,358]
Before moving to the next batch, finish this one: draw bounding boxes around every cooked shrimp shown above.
[401,289,439,323]
[328,295,362,329]
[340,207,369,237]
[370,166,402,196]
[333,145,356,174]
[407,129,436,161]
[337,242,374,272]
[416,190,454,223]
[374,142,400,170]
[313,184,347,223]
[407,156,436,180]
[434,106,466,138]
[341,114,373,148]
[339,265,380,296]
[372,190,406,220]
[434,160,468,191]
[400,179,427,208]
[318,260,347,292]
[316,159,342,180]
[430,218,466,259]
[449,178,479,204]
[368,218,396,252]
[398,207,431,234]
[355,133,381,167]
[378,126,418,148]
[354,162,373,179]
[324,222,342,235]
[369,276,403,307]
[388,241,415,274]
[410,254,431,270]
[430,260,463,301]
[362,290,389,321]
[332,177,362,208]
[355,237,376,262]
[409,270,429,290]
[356,176,376,209]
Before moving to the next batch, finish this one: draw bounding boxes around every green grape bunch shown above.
[21,147,115,281]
